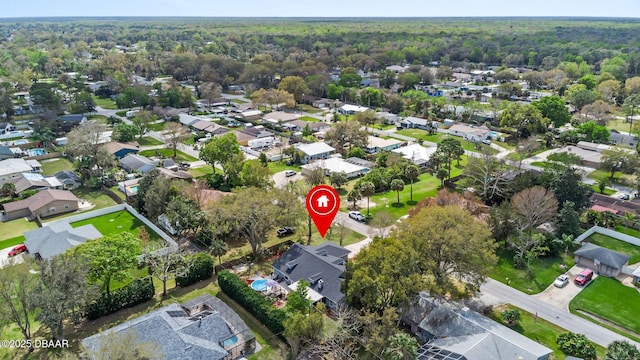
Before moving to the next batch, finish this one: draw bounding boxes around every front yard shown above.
[489,247,574,294]
[139,148,198,162]
[188,166,214,178]
[569,276,640,341]
[137,136,164,146]
[586,233,640,263]
[489,304,606,360]
[0,218,38,242]
[363,173,440,220]
[69,210,161,242]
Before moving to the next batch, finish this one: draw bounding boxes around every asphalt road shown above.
[479,278,640,348]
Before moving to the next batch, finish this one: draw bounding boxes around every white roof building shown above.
[295,142,336,157]
[338,104,369,114]
[0,158,36,185]
[301,157,369,178]
[393,144,437,167]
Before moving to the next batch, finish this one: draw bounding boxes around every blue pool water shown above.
[251,279,268,291]
[26,148,47,156]
[222,335,238,347]
[13,139,28,145]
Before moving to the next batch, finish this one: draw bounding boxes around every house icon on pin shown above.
[317,194,330,208]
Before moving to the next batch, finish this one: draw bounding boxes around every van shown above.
[574,269,594,286]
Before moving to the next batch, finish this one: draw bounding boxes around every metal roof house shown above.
[272,242,350,311]
[294,142,336,164]
[404,293,552,360]
[81,295,256,360]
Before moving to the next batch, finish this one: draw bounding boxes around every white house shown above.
[365,136,403,154]
[301,157,369,178]
[0,158,38,185]
[393,143,437,168]
[448,124,491,142]
[294,142,336,164]
[337,104,369,115]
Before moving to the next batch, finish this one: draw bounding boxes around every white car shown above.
[553,274,569,288]
[348,211,365,222]
[284,170,296,177]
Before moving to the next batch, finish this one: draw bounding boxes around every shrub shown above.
[556,332,597,360]
[218,270,286,334]
[86,277,154,320]
[176,253,214,287]
[501,308,521,327]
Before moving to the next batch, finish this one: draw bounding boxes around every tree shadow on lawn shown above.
[391,202,406,209]
[406,200,417,206]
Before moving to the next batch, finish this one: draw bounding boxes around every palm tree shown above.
[404,165,419,202]
[359,181,376,216]
[384,332,418,360]
[552,234,574,268]
[347,188,362,209]
[210,239,228,265]
[390,179,405,204]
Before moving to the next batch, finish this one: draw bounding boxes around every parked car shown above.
[276,227,295,237]
[574,269,594,286]
[284,170,296,177]
[620,193,631,200]
[8,244,27,257]
[179,162,191,170]
[348,211,365,222]
[553,274,569,288]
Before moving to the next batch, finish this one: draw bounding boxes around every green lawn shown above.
[0,218,39,241]
[72,187,118,210]
[89,114,108,124]
[608,118,634,133]
[299,116,319,122]
[147,121,167,132]
[587,169,635,186]
[396,128,429,139]
[139,148,198,162]
[300,104,322,114]
[489,247,574,294]
[137,136,164,146]
[70,210,161,241]
[0,235,27,250]
[266,161,300,175]
[587,233,640,263]
[188,166,214,178]
[490,304,606,360]
[40,157,74,175]
[231,98,249,104]
[570,276,640,339]
[93,95,118,110]
[590,185,617,196]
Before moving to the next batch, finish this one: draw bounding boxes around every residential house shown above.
[396,116,433,131]
[56,114,87,131]
[294,142,336,164]
[157,167,193,181]
[377,112,399,125]
[241,126,274,139]
[82,295,256,360]
[191,120,229,136]
[404,292,552,360]
[448,124,491,142]
[287,120,330,133]
[238,109,263,121]
[589,193,640,216]
[337,104,369,115]
[10,173,62,194]
[263,111,300,124]
[0,158,37,185]
[54,170,83,190]
[0,145,15,160]
[177,113,200,127]
[393,143,437,168]
[119,154,158,174]
[0,122,16,135]
[364,136,403,154]
[312,98,335,109]
[386,65,406,73]
[574,243,630,277]
[301,157,370,178]
[576,141,634,154]
[232,130,257,146]
[25,159,42,172]
[272,242,350,311]
[609,129,638,148]
[103,141,140,159]
[23,222,102,260]
[2,189,80,221]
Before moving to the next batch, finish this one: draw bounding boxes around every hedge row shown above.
[218,270,286,334]
[176,253,214,287]
[87,277,155,320]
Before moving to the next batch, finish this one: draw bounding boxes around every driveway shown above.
[272,170,303,189]
[0,245,25,268]
[535,265,595,310]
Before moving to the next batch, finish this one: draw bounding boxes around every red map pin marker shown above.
[306,184,340,238]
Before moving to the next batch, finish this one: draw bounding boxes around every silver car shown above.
[553,274,569,288]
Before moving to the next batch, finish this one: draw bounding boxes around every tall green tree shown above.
[199,132,241,176]
[0,259,39,352]
[434,137,464,179]
[533,95,571,127]
[359,181,376,216]
[390,178,405,204]
[278,76,310,103]
[384,332,419,360]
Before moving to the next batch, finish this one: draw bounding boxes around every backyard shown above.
[586,233,640,263]
[489,247,574,294]
[570,276,640,341]
[69,210,161,241]
[137,136,164,146]
[139,148,198,162]
[188,166,214,178]
[40,157,74,175]
[92,95,117,110]
[489,304,606,360]
[73,187,119,210]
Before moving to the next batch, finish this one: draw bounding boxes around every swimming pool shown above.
[25,148,47,156]
[251,278,268,291]
[222,335,238,347]
[13,139,28,145]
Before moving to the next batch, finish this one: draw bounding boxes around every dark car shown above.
[277,227,295,237]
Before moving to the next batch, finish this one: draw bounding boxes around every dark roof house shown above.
[609,129,638,148]
[54,170,83,190]
[272,242,350,310]
[81,295,256,360]
[24,222,102,260]
[404,292,552,360]
[574,242,630,277]
[119,154,157,174]
[0,145,14,160]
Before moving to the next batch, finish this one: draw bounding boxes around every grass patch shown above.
[188,166,214,178]
[70,210,161,241]
[570,276,640,340]
[137,136,163,146]
[489,247,574,294]
[489,304,606,360]
[494,140,516,150]
[0,235,27,250]
[0,218,39,241]
[266,161,300,175]
[299,116,319,122]
[587,169,635,186]
[586,233,640,263]
[396,128,430,139]
[375,123,396,131]
[590,185,617,196]
[608,118,634,133]
[72,187,118,210]
[40,157,74,175]
[299,104,322,114]
[231,98,249,104]
[89,114,108,124]
[147,121,167,132]
[139,148,198,162]
[93,95,118,110]
[614,225,640,238]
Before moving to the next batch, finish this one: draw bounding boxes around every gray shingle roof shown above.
[54,170,82,184]
[119,154,157,173]
[272,242,349,305]
[81,295,253,360]
[24,222,102,260]
[0,145,13,156]
[575,243,631,269]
